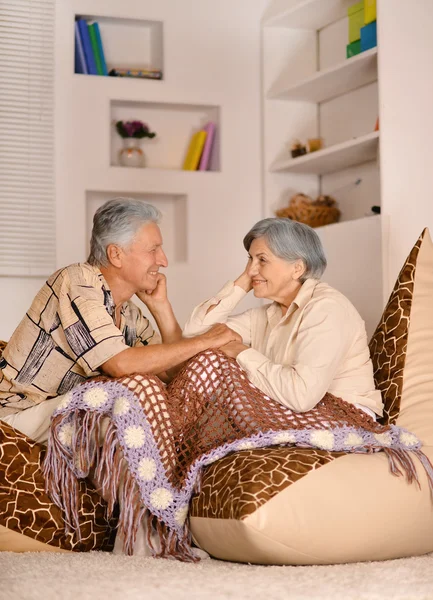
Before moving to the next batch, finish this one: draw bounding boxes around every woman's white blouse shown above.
[184,278,383,416]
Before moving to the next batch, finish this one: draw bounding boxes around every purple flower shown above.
[115,120,156,139]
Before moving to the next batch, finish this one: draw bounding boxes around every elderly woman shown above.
[184,217,383,419]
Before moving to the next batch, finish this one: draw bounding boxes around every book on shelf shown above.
[76,19,98,75]
[75,18,107,76]
[108,68,163,80]
[183,131,207,170]
[74,21,88,74]
[88,23,103,75]
[90,22,108,76]
[198,122,216,171]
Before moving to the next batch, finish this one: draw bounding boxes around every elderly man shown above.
[0,197,240,444]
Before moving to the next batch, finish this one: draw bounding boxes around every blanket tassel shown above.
[383,447,433,498]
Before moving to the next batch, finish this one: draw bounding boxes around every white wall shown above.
[0,0,267,340]
[4,0,432,341]
[378,0,433,295]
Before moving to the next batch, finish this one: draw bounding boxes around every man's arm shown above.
[101,323,241,378]
[135,273,193,380]
[136,273,182,344]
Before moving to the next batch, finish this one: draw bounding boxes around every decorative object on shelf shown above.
[307,138,323,153]
[374,117,379,131]
[371,205,381,214]
[360,20,377,52]
[183,130,207,170]
[364,0,377,24]
[118,138,145,168]
[75,18,107,76]
[348,1,364,44]
[290,139,307,158]
[275,193,340,228]
[115,120,156,168]
[76,18,97,75]
[182,122,217,171]
[74,21,88,74]
[347,39,362,58]
[198,122,216,171]
[346,2,377,58]
[88,22,108,75]
[109,68,163,80]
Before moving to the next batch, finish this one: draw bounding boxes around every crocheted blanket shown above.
[43,350,433,561]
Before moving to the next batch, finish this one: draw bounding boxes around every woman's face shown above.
[247,237,304,305]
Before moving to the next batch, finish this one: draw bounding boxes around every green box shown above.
[347,39,362,58]
[348,1,364,43]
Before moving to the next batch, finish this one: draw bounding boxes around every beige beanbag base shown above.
[0,525,68,553]
[190,447,433,565]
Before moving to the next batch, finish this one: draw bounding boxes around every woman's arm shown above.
[231,299,353,412]
[205,265,252,315]
[183,281,253,345]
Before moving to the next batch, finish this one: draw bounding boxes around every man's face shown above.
[120,222,168,293]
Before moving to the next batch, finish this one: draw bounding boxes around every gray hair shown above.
[243,218,327,282]
[88,197,161,267]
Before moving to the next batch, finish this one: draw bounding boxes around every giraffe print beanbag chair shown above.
[189,229,433,564]
[0,416,116,552]
[2,230,433,562]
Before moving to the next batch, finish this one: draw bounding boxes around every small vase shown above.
[118,138,145,168]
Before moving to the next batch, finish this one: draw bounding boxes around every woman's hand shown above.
[234,263,253,293]
[220,340,249,359]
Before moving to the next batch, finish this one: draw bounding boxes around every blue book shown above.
[77,18,98,75]
[92,22,108,76]
[74,21,88,74]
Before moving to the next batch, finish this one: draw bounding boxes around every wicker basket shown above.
[276,194,340,228]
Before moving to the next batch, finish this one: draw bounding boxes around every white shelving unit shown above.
[63,9,223,269]
[75,14,164,74]
[271,131,379,174]
[110,99,220,171]
[262,0,382,335]
[268,47,377,103]
[263,0,355,29]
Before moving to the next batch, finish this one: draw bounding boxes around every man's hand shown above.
[137,273,169,312]
[199,323,242,349]
[220,341,249,359]
[234,263,253,293]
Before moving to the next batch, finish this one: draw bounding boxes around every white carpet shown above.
[1,552,433,600]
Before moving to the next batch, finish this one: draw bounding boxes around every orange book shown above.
[183,130,207,170]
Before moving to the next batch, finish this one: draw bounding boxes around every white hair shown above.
[88,197,161,267]
[243,218,327,282]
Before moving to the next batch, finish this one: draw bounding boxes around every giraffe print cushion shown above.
[190,229,433,564]
[368,231,422,426]
[0,418,116,553]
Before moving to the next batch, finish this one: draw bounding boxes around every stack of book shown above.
[182,123,216,171]
[74,18,108,76]
[74,18,163,80]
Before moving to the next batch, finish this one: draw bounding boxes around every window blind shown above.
[0,0,55,276]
